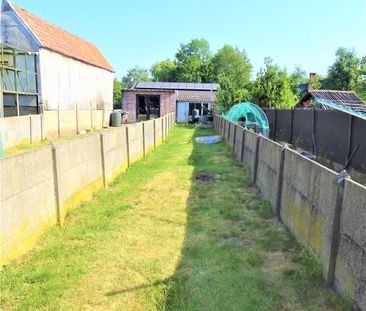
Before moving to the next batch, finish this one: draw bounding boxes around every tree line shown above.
[114,39,366,111]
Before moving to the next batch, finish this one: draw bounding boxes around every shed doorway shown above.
[137,95,160,120]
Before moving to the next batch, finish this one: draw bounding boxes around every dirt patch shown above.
[222,237,254,247]
[263,251,292,274]
[195,173,216,182]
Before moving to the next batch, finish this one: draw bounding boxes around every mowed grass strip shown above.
[1,126,351,311]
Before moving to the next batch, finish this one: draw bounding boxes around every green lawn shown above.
[1,126,351,310]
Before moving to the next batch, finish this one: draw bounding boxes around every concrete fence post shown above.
[100,132,107,187]
[153,119,156,149]
[126,126,131,168]
[240,128,246,164]
[90,102,93,130]
[227,122,231,142]
[142,122,146,157]
[51,143,62,224]
[41,113,45,140]
[57,104,61,138]
[326,177,346,287]
[275,147,286,221]
[252,134,261,184]
[76,104,79,134]
[29,115,33,144]
[233,124,237,150]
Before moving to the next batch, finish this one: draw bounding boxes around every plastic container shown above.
[110,111,122,127]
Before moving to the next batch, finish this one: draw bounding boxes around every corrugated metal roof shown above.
[134,82,219,91]
[298,90,366,115]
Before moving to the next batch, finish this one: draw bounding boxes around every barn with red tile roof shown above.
[1,0,114,117]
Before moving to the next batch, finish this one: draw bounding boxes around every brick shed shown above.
[122,82,218,123]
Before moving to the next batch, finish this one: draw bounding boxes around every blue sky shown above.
[12,0,366,79]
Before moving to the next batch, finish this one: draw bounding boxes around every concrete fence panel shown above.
[1,114,175,265]
[92,110,104,129]
[144,120,155,154]
[102,127,128,183]
[155,119,163,146]
[1,115,32,148]
[0,146,57,264]
[228,122,236,147]
[3,110,108,149]
[234,125,245,162]
[59,110,78,137]
[280,148,338,278]
[256,136,283,210]
[335,179,366,310]
[55,134,104,221]
[43,111,59,139]
[126,123,144,165]
[242,130,258,176]
[77,110,92,132]
[224,120,230,142]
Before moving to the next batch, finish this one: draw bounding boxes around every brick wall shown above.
[122,90,176,122]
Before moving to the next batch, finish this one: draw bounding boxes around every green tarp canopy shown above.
[223,102,270,137]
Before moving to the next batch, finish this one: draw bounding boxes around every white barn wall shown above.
[38,49,113,111]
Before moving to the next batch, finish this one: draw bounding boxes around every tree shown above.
[211,45,252,110]
[215,74,250,112]
[355,55,366,101]
[175,39,213,82]
[121,66,151,89]
[324,47,359,90]
[113,78,122,109]
[151,59,177,81]
[251,57,296,108]
[289,66,307,96]
[308,74,323,91]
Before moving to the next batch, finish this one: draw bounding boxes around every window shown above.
[137,95,160,120]
[1,43,39,117]
[3,94,17,117]
[19,95,38,115]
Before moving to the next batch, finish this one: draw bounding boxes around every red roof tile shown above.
[12,3,114,72]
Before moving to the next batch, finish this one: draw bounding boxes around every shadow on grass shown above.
[161,126,351,311]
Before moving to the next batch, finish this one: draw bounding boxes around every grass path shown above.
[1,126,350,310]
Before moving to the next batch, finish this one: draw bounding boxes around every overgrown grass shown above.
[0,126,351,310]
